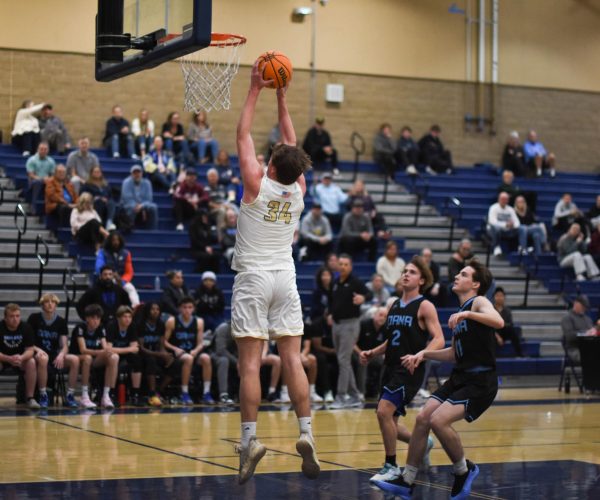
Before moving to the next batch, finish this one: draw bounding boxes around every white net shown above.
[180,34,246,113]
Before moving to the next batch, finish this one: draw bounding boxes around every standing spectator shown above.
[103,105,136,159]
[448,239,474,281]
[25,142,55,215]
[211,321,238,404]
[373,123,397,180]
[67,137,100,194]
[143,136,177,191]
[421,247,443,305]
[120,164,159,230]
[95,231,140,307]
[205,168,236,227]
[523,129,556,178]
[560,295,593,364]
[76,266,131,323]
[11,100,43,156]
[39,104,71,154]
[0,303,45,409]
[328,254,372,408]
[188,111,219,163]
[189,210,220,273]
[557,223,600,282]
[299,202,333,262]
[44,164,78,226]
[338,199,377,262]
[347,179,391,240]
[376,241,406,290]
[353,307,386,398]
[501,131,526,177]
[214,149,241,191]
[70,192,109,251]
[487,192,524,257]
[313,172,348,231]
[514,195,547,257]
[492,287,523,357]
[302,117,339,175]
[173,168,209,231]
[418,124,453,175]
[553,193,588,236]
[80,165,116,230]
[362,274,391,316]
[219,208,238,267]
[194,271,225,334]
[161,111,190,164]
[396,126,419,173]
[131,108,155,157]
[160,270,190,318]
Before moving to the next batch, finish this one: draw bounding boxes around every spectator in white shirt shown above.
[313,172,348,232]
[487,192,525,256]
[376,241,406,290]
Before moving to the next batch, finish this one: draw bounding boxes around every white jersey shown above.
[232,175,304,272]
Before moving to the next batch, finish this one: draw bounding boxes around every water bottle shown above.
[154,276,161,291]
[565,374,571,394]
[118,373,127,405]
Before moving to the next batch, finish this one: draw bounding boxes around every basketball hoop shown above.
[179,33,246,113]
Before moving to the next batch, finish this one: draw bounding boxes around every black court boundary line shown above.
[37,416,237,472]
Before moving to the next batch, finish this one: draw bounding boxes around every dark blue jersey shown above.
[69,323,106,354]
[168,315,198,353]
[138,320,165,352]
[27,313,68,356]
[452,296,496,371]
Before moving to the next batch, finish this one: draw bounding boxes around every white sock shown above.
[268,386,276,394]
[281,385,288,395]
[453,457,468,475]
[203,381,211,393]
[309,384,316,394]
[182,385,189,394]
[39,387,47,395]
[241,422,257,448]
[82,386,89,397]
[299,416,313,438]
[402,464,419,484]
[67,387,75,396]
[102,387,110,398]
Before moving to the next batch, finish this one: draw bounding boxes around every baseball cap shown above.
[321,172,333,180]
[315,117,325,124]
[185,167,198,176]
[202,271,217,282]
[130,164,142,173]
[312,201,322,208]
[352,198,365,208]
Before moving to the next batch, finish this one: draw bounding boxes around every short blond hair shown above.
[39,293,60,305]
[4,303,20,317]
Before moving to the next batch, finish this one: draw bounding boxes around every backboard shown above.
[95,0,212,82]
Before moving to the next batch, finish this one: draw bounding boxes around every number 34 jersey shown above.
[232,174,304,272]
[383,296,429,377]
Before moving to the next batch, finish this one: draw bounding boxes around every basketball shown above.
[257,51,293,89]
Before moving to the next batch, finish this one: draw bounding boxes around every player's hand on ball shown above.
[251,60,273,90]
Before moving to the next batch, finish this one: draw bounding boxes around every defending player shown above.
[359,257,444,484]
[232,60,317,484]
[373,259,503,499]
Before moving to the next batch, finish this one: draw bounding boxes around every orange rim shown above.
[159,32,246,47]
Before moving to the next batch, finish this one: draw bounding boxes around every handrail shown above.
[521,255,539,307]
[350,132,365,183]
[444,197,463,251]
[62,267,78,324]
[408,177,429,226]
[0,184,4,206]
[35,234,50,302]
[13,203,28,271]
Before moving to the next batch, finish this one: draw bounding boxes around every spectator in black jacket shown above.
[76,266,131,324]
[501,131,526,177]
[160,270,189,318]
[302,117,339,175]
[396,126,419,173]
[189,210,220,273]
[194,271,225,333]
[353,307,386,397]
[373,123,397,180]
[418,124,453,175]
[421,247,444,306]
[338,199,377,261]
[103,105,136,159]
[493,287,523,357]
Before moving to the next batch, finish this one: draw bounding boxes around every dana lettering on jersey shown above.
[3,334,24,348]
[387,314,413,327]
[453,320,468,334]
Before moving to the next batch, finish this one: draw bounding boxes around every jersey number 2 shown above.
[391,329,401,346]
[264,200,292,224]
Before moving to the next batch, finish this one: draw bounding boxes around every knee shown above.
[70,356,80,368]
[429,412,447,433]
[36,352,48,366]
[109,353,119,365]
[199,353,210,365]
[181,353,193,365]
[81,355,92,366]
[415,410,432,430]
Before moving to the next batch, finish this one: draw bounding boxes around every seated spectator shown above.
[373,123,397,180]
[80,165,116,230]
[299,202,333,262]
[120,164,159,230]
[338,199,377,261]
[214,149,241,188]
[324,252,340,279]
[553,193,588,236]
[44,164,77,226]
[353,307,386,398]
[205,168,236,227]
[39,104,71,154]
[560,295,594,364]
[69,303,118,409]
[143,136,177,191]
[347,179,391,240]
[27,294,79,408]
[362,274,391,316]
[161,111,190,164]
[160,270,190,318]
[487,192,524,256]
[586,195,600,228]
[11,100,43,156]
[25,142,55,215]
[103,105,136,159]
[448,239,474,281]
[376,241,406,290]
[523,129,556,178]
[188,110,219,163]
[131,108,155,157]
[0,303,45,409]
[106,306,143,406]
[95,231,140,307]
[302,117,339,175]
[70,192,109,251]
[391,277,404,298]
[219,208,238,267]
[67,137,100,194]
[492,287,523,357]
[496,169,537,211]
[194,271,225,334]
[421,247,444,306]
[396,126,419,173]
[266,123,281,161]
[262,340,283,402]
[501,131,526,177]
[588,220,600,267]
[557,223,600,281]
[163,296,214,404]
[418,124,453,175]
[514,195,547,257]
[173,168,209,231]
[313,172,348,231]
[189,209,220,273]
[76,266,131,323]
[311,266,332,318]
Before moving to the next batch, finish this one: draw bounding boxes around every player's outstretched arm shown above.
[359,340,388,365]
[468,296,505,330]
[276,87,296,146]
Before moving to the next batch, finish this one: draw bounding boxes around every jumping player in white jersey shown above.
[232,60,318,484]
